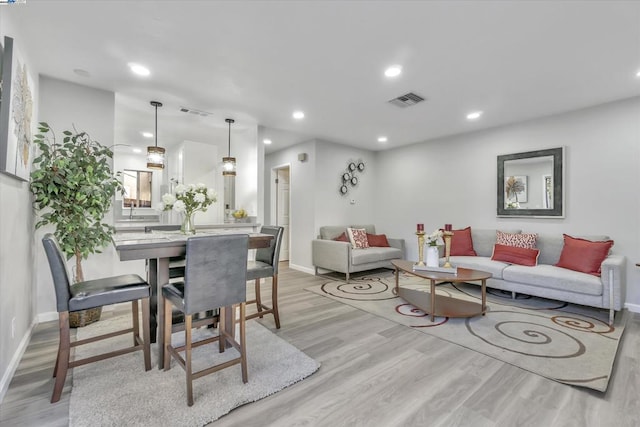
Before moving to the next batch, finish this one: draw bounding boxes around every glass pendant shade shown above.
[222,118,236,176]
[222,156,236,176]
[146,146,165,170]
[147,100,165,170]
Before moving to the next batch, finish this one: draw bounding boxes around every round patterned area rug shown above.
[307,270,627,392]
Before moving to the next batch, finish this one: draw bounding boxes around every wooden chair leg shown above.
[163,298,172,371]
[218,307,225,353]
[132,300,140,347]
[185,314,194,407]
[239,302,248,383]
[271,274,281,329]
[254,279,263,317]
[141,297,151,371]
[51,312,70,403]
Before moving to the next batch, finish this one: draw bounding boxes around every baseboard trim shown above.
[37,311,58,323]
[624,302,640,313]
[289,263,315,275]
[0,319,36,405]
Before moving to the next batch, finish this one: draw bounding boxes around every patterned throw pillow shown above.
[347,227,370,249]
[496,230,538,249]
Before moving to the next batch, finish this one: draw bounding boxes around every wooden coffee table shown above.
[391,259,491,322]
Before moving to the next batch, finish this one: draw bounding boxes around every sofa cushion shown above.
[351,224,376,234]
[449,256,510,279]
[535,234,610,266]
[320,226,347,240]
[347,228,369,249]
[496,230,537,249]
[555,234,614,276]
[351,247,403,265]
[367,233,390,247]
[471,229,522,257]
[334,232,349,242]
[502,264,603,296]
[450,227,477,256]
[491,244,540,266]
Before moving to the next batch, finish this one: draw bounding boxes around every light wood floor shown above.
[1,264,639,426]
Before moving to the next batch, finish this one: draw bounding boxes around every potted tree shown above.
[30,122,123,327]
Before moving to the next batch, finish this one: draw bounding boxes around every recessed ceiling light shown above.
[384,66,402,78]
[466,111,483,120]
[636,70,640,78]
[377,136,388,143]
[142,132,153,138]
[128,63,150,77]
[292,111,305,120]
[263,139,272,145]
[132,148,142,154]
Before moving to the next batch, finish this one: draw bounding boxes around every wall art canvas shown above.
[0,36,34,181]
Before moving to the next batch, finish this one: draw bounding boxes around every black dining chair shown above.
[42,233,151,403]
[246,225,284,328]
[162,233,249,406]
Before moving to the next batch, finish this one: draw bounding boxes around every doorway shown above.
[272,165,290,261]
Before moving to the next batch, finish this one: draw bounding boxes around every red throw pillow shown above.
[555,234,613,276]
[491,244,540,266]
[367,233,390,247]
[334,232,349,242]
[496,230,537,249]
[450,226,477,256]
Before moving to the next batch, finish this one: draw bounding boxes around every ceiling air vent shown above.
[179,106,213,117]
[388,92,425,108]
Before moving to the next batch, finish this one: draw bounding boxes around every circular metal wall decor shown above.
[339,160,365,196]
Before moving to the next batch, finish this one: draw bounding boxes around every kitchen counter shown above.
[114,222,261,233]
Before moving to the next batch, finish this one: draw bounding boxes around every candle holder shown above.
[443,230,454,268]
[415,231,426,266]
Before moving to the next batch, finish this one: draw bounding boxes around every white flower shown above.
[162,193,177,206]
[174,184,187,195]
[172,200,186,213]
[194,193,205,203]
[154,202,165,212]
[206,189,217,201]
[188,183,196,191]
[196,183,206,189]
[427,229,444,247]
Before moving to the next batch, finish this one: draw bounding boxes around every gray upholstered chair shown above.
[42,233,151,403]
[144,225,185,279]
[246,225,284,328]
[162,234,249,406]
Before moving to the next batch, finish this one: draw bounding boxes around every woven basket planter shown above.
[69,307,102,328]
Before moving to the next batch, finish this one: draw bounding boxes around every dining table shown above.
[112,229,274,368]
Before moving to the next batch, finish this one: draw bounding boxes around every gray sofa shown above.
[312,225,405,282]
[447,229,626,325]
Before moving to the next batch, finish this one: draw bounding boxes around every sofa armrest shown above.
[600,254,626,311]
[312,239,351,274]
[387,238,405,257]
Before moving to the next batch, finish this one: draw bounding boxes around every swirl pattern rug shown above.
[307,270,627,392]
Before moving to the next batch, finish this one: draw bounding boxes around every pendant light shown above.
[222,118,236,176]
[146,101,165,170]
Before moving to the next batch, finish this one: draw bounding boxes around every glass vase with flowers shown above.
[159,183,217,234]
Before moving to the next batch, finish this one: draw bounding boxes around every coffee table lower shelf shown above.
[397,287,484,319]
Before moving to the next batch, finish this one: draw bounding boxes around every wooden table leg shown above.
[430,279,435,322]
[394,267,399,294]
[149,257,170,368]
[481,278,487,315]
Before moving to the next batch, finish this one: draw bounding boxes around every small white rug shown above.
[69,315,319,426]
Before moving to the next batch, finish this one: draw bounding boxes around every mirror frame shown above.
[497,147,565,218]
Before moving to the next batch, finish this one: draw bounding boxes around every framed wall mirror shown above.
[497,147,565,218]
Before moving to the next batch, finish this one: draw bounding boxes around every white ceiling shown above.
[5,0,640,154]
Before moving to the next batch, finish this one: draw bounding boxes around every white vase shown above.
[426,245,439,267]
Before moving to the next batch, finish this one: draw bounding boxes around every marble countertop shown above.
[114,222,260,233]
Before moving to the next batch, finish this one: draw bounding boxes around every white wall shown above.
[265,139,378,272]
[373,97,640,308]
[0,12,39,402]
[35,77,124,317]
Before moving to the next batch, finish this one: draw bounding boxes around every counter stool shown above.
[162,234,249,406]
[42,233,151,403]
[246,226,284,328]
